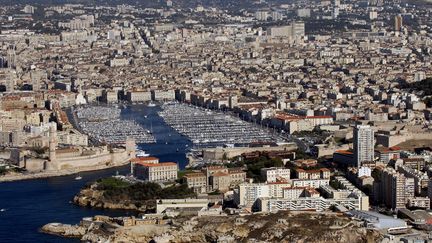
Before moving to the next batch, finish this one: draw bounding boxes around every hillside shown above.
[74,177,195,212]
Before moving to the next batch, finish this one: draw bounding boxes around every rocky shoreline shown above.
[41,211,383,242]
[55,179,386,242]
[40,223,86,238]
[72,176,195,212]
[73,188,154,212]
[73,182,155,212]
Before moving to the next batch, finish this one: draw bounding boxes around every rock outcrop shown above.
[40,223,86,238]
[73,186,154,212]
[42,211,384,243]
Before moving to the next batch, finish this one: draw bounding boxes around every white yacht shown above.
[136,150,150,157]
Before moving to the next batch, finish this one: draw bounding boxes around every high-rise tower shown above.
[354,125,375,167]
[394,15,403,32]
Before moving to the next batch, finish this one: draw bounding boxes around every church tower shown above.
[7,45,16,69]
[125,137,136,158]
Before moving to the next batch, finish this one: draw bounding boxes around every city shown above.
[0,0,431,242]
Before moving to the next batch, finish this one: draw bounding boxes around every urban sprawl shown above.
[1,0,432,242]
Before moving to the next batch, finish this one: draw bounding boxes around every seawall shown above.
[0,159,130,183]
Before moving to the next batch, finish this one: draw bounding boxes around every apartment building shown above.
[295,168,331,180]
[261,167,290,182]
[354,125,375,168]
[183,172,207,193]
[126,91,152,103]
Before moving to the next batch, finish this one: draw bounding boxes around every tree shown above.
[222,152,228,162]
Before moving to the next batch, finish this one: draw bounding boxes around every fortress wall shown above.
[377,132,432,147]
[55,148,131,170]
[57,153,112,170]
[24,158,46,172]
[111,150,130,165]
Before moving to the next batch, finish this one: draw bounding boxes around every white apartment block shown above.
[354,125,375,167]
[234,183,270,207]
[126,91,152,102]
[258,196,368,212]
[110,58,130,67]
[283,187,305,199]
[268,182,291,198]
[152,90,175,101]
[261,167,290,182]
[291,179,330,188]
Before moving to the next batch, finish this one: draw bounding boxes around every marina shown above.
[159,103,286,148]
[75,106,156,144]
[0,104,191,243]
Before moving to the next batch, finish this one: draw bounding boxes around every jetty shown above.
[159,103,285,148]
[76,106,155,144]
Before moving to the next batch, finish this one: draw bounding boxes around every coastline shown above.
[0,159,130,183]
[39,211,383,243]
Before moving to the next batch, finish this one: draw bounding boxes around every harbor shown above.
[75,106,156,144]
[159,103,286,148]
[0,104,191,243]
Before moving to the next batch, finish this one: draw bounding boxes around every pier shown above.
[159,103,286,148]
[75,106,156,144]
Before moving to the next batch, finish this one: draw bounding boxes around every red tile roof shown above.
[135,162,177,167]
[335,150,353,155]
[131,157,159,162]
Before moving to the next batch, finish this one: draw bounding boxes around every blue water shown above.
[0,105,191,242]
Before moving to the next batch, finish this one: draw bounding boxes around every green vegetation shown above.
[0,167,6,176]
[32,147,47,155]
[0,166,24,175]
[371,168,382,182]
[95,177,195,203]
[244,67,258,73]
[177,169,194,179]
[329,178,343,190]
[292,130,316,136]
[228,156,283,182]
[285,162,324,172]
[294,149,314,160]
[333,137,347,145]
[176,169,195,184]
[400,78,432,96]
[222,152,228,162]
[400,78,432,107]
[208,190,222,195]
[424,97,432,108]
[97,177,130,189]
